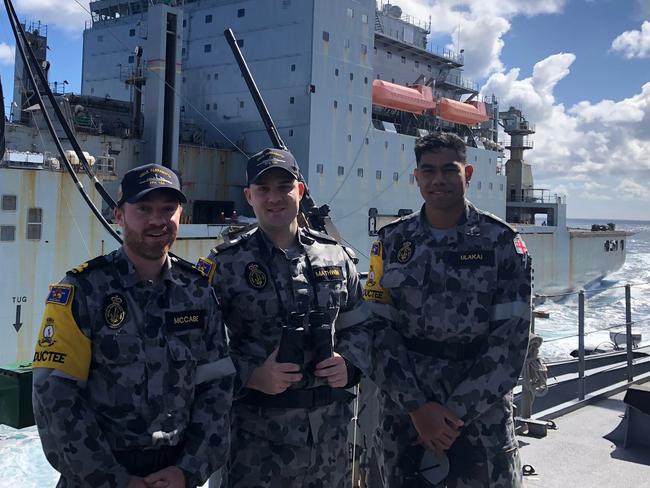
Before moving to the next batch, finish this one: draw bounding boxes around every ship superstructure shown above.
[0,1,629,363]
[499,107,629,294]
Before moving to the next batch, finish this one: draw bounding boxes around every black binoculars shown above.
[277,311,333,367]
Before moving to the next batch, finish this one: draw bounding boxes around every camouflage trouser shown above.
[372,401,522,488]
[224,426,350,488]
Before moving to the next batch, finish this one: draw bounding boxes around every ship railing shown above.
[505,136,534,148]
[377,4,431,32]
[425,42,465,64]
[94,156,117,176]
[502,119,536,133]
[520,280,650,421]
[511,189,565,204]
[442,73,479,92]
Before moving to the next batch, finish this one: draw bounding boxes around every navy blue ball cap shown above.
[117,164,187,206]
[246,148,300,186]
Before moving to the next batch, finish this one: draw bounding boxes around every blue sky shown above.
[1,0,649,220]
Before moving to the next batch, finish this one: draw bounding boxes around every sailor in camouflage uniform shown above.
[364,133,531,487]
[198,148,370,487]
[32,164,235,488]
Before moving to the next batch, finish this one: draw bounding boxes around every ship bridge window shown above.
[393,172,399,182]
[348,135,352,142]
[289,129,294,136]
[205,14,213,23]
[376,170,382,180]
[344,39,350,48]
[489,182,493,190]
[427,64,432,71]
[363,107,367,114]
[335,68,339,76]
[350,73,354,81]
[316,164,324,174]
[477,181,482,190]
[333,100,338,108]
[361,44,367,55]
[290,97,295,104]
[364,76,368,84]
[348,104,353,112]
[204,44,212,53]
[358,168,364,177]
[238,8,245,17]
[338,166,345,176]
[129,28,135,37]
[347,8,354,17]
[128,55,134,63]
[0,225,15,242]
[323,31,330,42]
[237,39,244,48]
[362,13,368,23]
[27,208,42,240]
[401,56,406,64]
[239,101,245,108]
[2,195,17,211]
[387,51,392,59]
[409,174,415,185]
[291,64,296,71]
[415,61,419,68]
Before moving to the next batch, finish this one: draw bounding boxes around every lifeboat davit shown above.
[372,80,436,114]
[438,98,489,125]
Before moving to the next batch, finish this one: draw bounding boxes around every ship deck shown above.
[520,391,650,487]
[3,392,650,487]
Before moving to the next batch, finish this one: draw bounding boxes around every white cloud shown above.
[389,1,567,78]
[15,0,90,35]
[611,21,650,59]
[0,43,15,64]
[480,54,650,192]
[616,178,650,200]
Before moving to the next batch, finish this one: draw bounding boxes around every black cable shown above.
[6,0,196,268]
[4,0,122,244]
[8,1,117,209]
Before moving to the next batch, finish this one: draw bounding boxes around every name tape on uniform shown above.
[313,266,343,281]
[165,310,206,331]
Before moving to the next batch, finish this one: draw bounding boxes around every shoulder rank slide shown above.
[67,255,108,276]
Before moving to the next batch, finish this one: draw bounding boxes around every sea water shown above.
[535,219,650,361]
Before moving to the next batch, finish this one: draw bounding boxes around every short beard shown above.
[122,222,176,260]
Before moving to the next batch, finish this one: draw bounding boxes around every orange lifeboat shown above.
[372,80,436,115]
[438,98,489,125]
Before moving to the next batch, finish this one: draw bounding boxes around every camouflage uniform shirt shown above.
[364,201,531,487]
[32,248,235,488]
[203,226,370,486]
